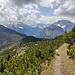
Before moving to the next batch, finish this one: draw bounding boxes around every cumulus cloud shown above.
[40,0,57,8]
[54,0,75,17]
[0,0,75,27]
[57,0,68,3]
[36,15,63,24]
[10,0,41,8]
[40,0,68,8]
[0,0,41,25]
[20,15,63,26]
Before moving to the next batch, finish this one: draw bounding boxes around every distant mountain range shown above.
[0,25,26,47]
[4,22,42,36]
[0,20,75,51]
[53,20,75,32]
[3,20,75,39]
[38,20,75,39]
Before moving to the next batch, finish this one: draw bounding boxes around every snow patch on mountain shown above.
[57,24,65,29]
[4,25,7,27]
[19,26,23,29]
[61,25,65,29]
[57,24,60,27]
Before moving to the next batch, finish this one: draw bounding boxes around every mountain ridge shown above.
[0,25,27,47]
[4,22,42,36]
[38,20,75,39]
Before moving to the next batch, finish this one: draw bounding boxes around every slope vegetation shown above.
[0,35,64,75]
[0,24,75,75]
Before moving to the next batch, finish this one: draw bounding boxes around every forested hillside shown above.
[0,35,64,75]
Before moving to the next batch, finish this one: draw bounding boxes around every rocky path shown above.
[52,45,63,75]
[52,43,75,75]
[53,54,62,75]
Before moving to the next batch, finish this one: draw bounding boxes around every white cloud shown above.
[37,15,63,24]
[57,0,68,3]
[54,0,75,18]
[0,0,40,25]
[40,0,57,8]
[10,0,41,8]
[37,15,75,25]
[0,0,75,27]
[40,0,69,8]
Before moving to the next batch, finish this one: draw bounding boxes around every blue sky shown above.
[0,0,75,28]
[38,4,61,17]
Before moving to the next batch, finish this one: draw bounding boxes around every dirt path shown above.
[53,53,62,75]
[52,45,63,75]
[40,43,75,75]
[52,43,75,75]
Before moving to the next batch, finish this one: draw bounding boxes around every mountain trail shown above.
[53,52,62,75]
[52,43,75,75]
[40,43,75,75]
